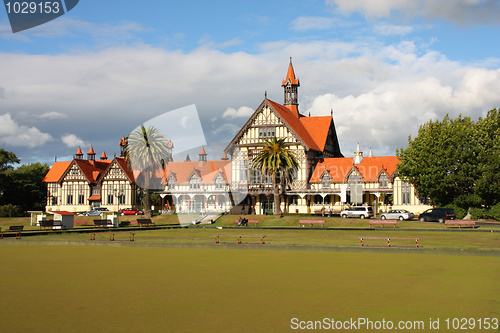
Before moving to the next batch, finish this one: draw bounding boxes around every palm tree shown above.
[125,125,172,218]
[252,137,299,218]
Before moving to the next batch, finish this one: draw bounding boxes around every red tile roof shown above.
[267,99,321,151]
[163,159,231,185]
[43,161,72,183]
[300,116,333,152]
[310,156,399,183]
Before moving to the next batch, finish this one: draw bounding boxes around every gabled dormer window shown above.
[214,176,223,190]
[379,174,388,188]
[321,173,331,189]
[167,174,176,190]
[189,177,200,190]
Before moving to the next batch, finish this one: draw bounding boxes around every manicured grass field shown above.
[0,244,499,333]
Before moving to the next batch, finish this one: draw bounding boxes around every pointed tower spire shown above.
[74,147,83,160]
[87,146,96,162]
[199,147,207,162]
[281,57,300,117]
[353,143,363,165]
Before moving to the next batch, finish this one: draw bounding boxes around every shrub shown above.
[445,204,467,219]
[0,204,24,217]
[470,207,489,220]
[487,203,500,221]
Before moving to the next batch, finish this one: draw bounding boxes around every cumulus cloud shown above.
[61,134,89,148]
[1,38,500,161]
[222,106,254,119]
[40,112,68,120]
[0,113,52,148]
[328,0,500,26]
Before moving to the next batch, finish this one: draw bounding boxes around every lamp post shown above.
[114,188,124,226]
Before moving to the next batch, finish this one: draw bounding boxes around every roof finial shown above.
[331,109,333,117]
[265,91,267,99]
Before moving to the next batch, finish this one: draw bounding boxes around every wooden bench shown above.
[369,220,397,228]
[445,220,476,229]
[39,219,54,230]
[359,237,419,248]
[137,219,154,227]
[214,234,266,244]
[119,221,131,227]
[313,209,325,216]
[234,219,259,226]
[93,219,113,228]
[90,233,135,241]
[1,225,24,239]
[299,219,325,228]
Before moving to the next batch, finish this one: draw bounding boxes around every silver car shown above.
[379,209,414,221]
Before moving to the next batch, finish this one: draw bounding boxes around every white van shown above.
[340,206,374,219]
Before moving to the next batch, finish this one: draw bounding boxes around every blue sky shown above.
[1,0,500,165]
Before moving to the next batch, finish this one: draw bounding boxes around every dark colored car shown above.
[119,208,143,216]
[418,208,456,223]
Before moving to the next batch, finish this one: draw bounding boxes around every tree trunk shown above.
[143,167,152,218]
[273,172,282,218]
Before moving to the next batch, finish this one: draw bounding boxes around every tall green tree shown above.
[0,149,49,215]
[397,110,500,210]
[252,137,299,218]
[125,125,171,218]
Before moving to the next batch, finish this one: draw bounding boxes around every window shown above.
[78,184,85,205]
[321,174,330,189]
[313,195,330,205]
[289,195,299,205]
[70,169,80,176]
[189,178,200,190]
[259,127,275,138]
[107,184,114,204]
[215,177,223,190]
[48,183,58,205]
[402,182,411,205]
[379,174,388,188]
[118,185,126,204]
[239,160,248,181]
[67,184,73,205]
[168,178,175,190]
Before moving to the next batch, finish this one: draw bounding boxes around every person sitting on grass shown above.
[238,217,248,226]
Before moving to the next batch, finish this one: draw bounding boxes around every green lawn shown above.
[0,245,498,333]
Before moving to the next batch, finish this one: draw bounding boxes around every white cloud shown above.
[374,23,413,36]
[290,16,339,31]
[0,113,52,148]
[222,106,254,119]
[61,134,89,148]
[1,39,500,161]
[328,0,500,26]
[40,111,68,120]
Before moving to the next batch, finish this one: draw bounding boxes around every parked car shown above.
[83,207,109,216]
[119,208,143,216]
[418,208,456,223]
[380,209,415,221]
[340,206,374,219]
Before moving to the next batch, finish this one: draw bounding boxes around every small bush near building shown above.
[0,204,24,217]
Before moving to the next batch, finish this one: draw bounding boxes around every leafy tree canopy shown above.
[397,109,500,209]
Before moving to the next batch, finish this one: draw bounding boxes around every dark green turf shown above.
[0,245,498,332]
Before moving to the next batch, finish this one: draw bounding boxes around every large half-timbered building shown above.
[44,59,430,215]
